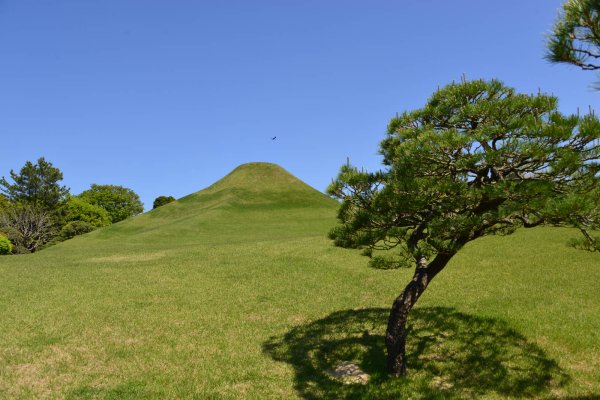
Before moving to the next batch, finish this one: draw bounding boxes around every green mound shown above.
[54,162,338,248]
[178,162,336,210]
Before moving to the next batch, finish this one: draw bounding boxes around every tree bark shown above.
[385,252,454,376]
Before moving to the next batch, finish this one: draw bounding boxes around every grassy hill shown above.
[0,162,598,399]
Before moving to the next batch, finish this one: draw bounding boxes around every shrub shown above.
[0,235,12,255]
[60,221,96,240]
[60,197,111,227]
[79,184,144,223]
[11,245,29,254]
[0,226,24,246]
[153,195,176,209]
[0,227,27,254]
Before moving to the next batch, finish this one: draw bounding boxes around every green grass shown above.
[0,162,598,399]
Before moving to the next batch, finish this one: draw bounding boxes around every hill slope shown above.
[54,162,339,250]
[0,163,598,399]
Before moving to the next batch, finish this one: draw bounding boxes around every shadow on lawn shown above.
[263,307,570,400]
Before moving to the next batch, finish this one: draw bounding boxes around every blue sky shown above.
[0,1,597,210]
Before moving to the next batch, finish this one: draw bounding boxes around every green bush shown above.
[11,245,29,254]
[0,235,12,255]
[0,226,24,246]
[60,197,111,227]
[0,226,29,254]
[60,221,96,240]
[78,184,144,223]
[153,195,176,209]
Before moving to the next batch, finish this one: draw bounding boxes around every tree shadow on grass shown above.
[263,307,571,400]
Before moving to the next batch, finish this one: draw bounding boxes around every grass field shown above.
[0,162,598,399]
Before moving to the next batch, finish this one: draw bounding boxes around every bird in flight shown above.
[271,136,277,140]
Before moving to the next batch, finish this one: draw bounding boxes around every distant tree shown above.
[153,195,176,209]
[59,197,111,227]
[78,184,144,223]
[0,204,55,253]
[546,0,600,80]
[0,157,69,210]
[328,79,599,376]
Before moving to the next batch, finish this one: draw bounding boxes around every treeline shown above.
[0,158,174,255]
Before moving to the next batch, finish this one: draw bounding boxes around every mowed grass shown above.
[0,163,598,399]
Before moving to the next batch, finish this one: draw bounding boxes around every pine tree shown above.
[0,157,69,210]
[546,0,600,79]
[328,79,600,375]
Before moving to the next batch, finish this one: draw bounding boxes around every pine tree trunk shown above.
[385,253,453,376]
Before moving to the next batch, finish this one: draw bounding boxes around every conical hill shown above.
[179,162,336,210]
[58,162,338,249]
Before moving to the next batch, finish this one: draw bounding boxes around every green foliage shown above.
[328,79,600,264]
[0,226,25,253]
[60,197,111,227]
[79,184,144,223]
[0,194,8,211]
[0,234,12,255]
[10,244,29,254]
[0,157,69,210]
[59,221,96,240]
[153,195,176,209]
[546,0,600,83]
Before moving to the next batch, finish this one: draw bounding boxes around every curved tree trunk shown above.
[385,253,454,376]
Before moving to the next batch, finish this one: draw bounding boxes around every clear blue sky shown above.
[0,1,597,210]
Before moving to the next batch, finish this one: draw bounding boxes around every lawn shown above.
[0,163,598,399]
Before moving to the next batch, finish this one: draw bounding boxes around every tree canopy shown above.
[59,196,111,228]
[328,79,599,375]
[546,0,600,74]
[153,195,176,209]
[0,194,8,211]
[78,184,144,223]
[0,157,69,209]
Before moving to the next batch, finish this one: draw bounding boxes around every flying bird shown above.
[271,136,277,140]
